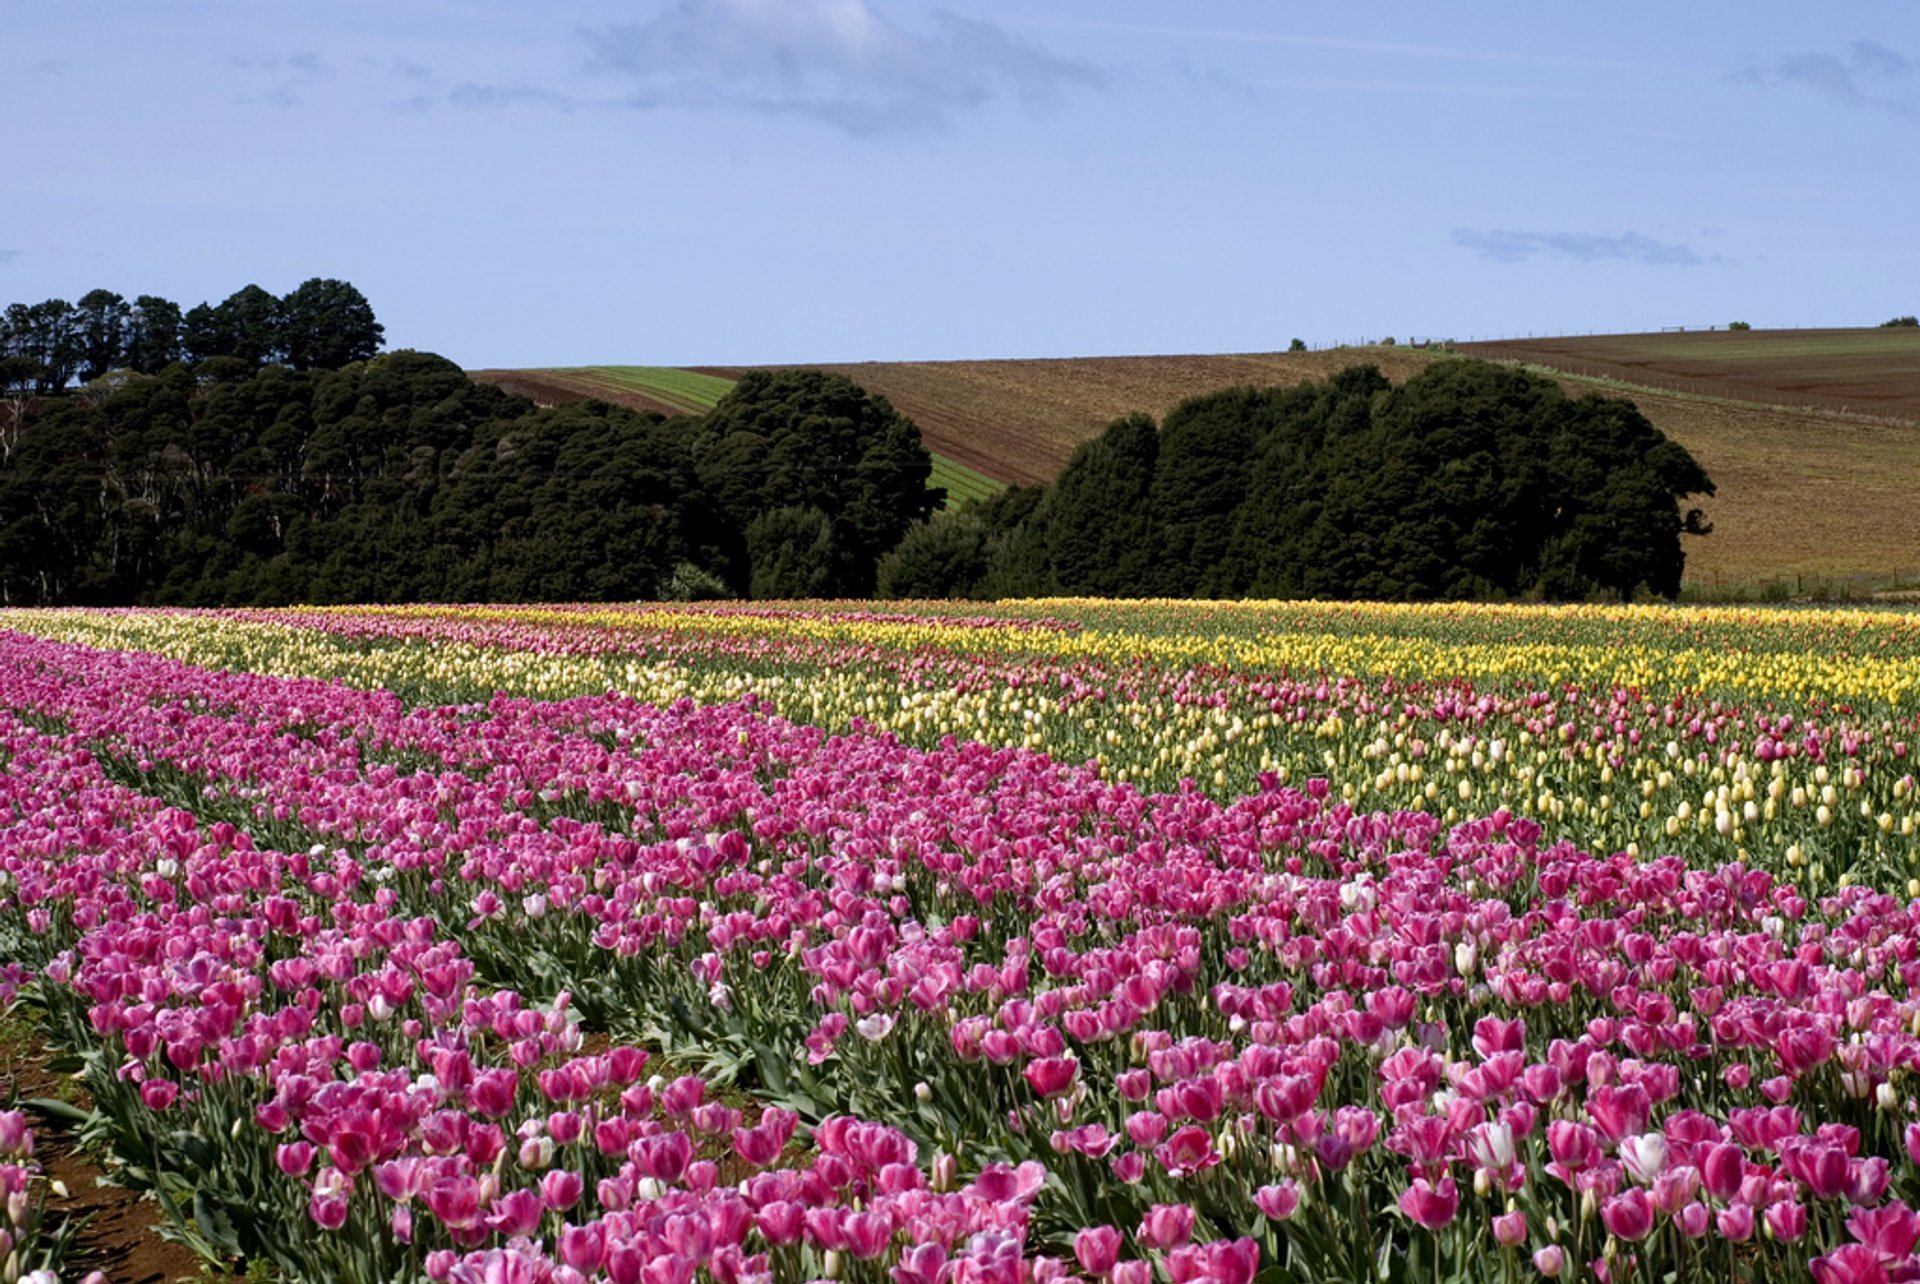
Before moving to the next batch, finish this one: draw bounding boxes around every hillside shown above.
[473,331,1920,593]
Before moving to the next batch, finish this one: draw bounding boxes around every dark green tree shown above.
[186,285,283,366]
[1146,388,1263,597]
[127,296,186,373]
[1017,413,1159,596]
[279,278,384,370]
[876,512,990,599]
[745,506,841,599]
[693,369,941,596]
[74,289,133,383]
[1,300,81,392]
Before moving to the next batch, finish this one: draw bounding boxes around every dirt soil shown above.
[4,1042,210,1284]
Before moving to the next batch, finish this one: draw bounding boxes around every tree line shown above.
[0,311,1712,606]
[0,278,383,394]
[0,353,938,606]
[881,360,1714,603]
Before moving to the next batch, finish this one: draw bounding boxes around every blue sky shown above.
[4,3,1916,367]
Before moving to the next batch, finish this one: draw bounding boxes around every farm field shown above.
[1457,328,1920,421]
[5,600,1920,1282]
[477,331,1920,592]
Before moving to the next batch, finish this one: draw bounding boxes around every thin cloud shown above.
[1735,39,1918,118]
[0,249,18,265]
[580,0,1106,136]
[448,83,581,112]
[1452,228,1714,267]
[232,51,332,108]
[1011,19,1689,77]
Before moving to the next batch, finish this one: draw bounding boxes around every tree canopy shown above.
[962,359,1713,603]
[0,352,941,607]
[0,278,383,394]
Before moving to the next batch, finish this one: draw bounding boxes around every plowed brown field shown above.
[475,332,1920,591]
[468,370,693,419]
[1457,328,1920,418]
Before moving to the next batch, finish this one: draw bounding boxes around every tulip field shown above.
[4,602,1920,1284]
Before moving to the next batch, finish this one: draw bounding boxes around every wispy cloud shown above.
[448,83,580,112]
[577,0,1106,136]
[1734,39,1918,117]
[0,249,18,266]
[232,51,333,108]
[29,59,69,78]
[1451,228,1715,267]
[1010,19,1688,77]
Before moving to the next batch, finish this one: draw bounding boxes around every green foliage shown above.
[745,506,841,599]
[127,295,185,373]
[0,353,943,607]
[875,513,990,599]
[660,561,735,601]
[278,278,384,371]
[1728,320,1752,331]
[1,279,384,392]
[695,369,942,597]
[1883,315,1919,328]
[185,285,283,366]
[1004,413,1159,596]
[1288,338,1307,352]
[985,360,1714,603]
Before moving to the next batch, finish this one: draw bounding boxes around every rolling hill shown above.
[472,328,1920,594]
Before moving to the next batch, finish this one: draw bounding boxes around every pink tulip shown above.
[1765,1200,1807,1243]
[1811,1244,1891,1284]
[540,1169,583,1212]
[1254,1182,1299,1222]
[1137,1203,1195,1250]
[1074,1226,1122,1276]
[1601,1189,1654,1242]
[309,1192,349,1231]
[1024,1056,1080,1099]
[1846,1203,1920,1258]
[1399,1176,1459,1231]
[1699,1142,1746,1202]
